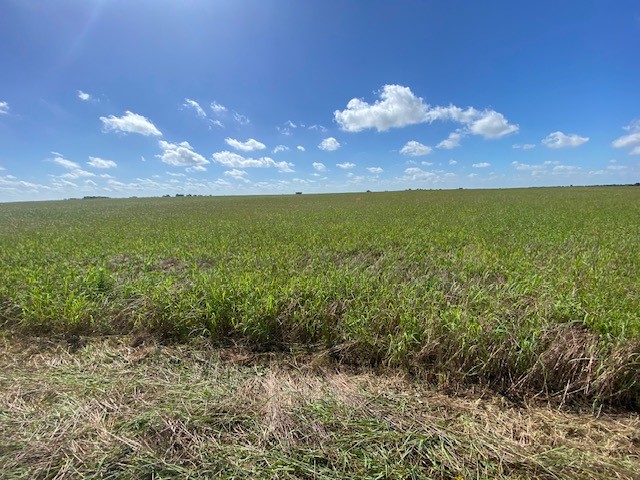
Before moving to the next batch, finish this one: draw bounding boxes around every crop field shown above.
[1,187,640,478]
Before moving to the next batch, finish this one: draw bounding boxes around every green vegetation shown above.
[1,188,639,409]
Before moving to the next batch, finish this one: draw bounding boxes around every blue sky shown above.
[1,0,639,201]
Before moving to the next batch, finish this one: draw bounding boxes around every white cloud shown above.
[285,120,297,128]
[210,101,227,113]
[0,101,9,115]
[312,162,326,172]
[308,124,328,133]
[542,131,589,149]
[183,98,206,118]
[186,165,207,173]
[335,85,429,132]
[449,159,458,165]
[273,145,290,154]
[212,151,294,172]
[612,121,640,155]
[336,162,356,169]
[472,162,491,168]
[437,131,464,149]
[0,175,48,190]
[225,138,266,152]
[224,169,249,181]
[553,165,581,173]
[511,161,547,172]
[157,141,209,167]
[318,137,341,151]
[210,119,224,129]
[87,157,117,169]
[100,111,162,136]
[400,140,432,157]
[468,173,478,178]
[608,164,627,170]
[467,110,519,139]
[60,169,95,179]
[334,84,518,139]
[77,90,91,101]
[233,112,250,125]
[421,161,433,166]
[84,179,97,186]
[403,167,436,181]
[513,143,536,150]
[52,157,80,170]
[367,167,384,174]
[297,145,305,152]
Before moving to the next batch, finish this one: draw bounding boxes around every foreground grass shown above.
[1,188,639,408]
[1,337,639,479]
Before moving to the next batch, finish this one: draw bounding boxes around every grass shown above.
[0,187,639,411]
[1,336,639,479]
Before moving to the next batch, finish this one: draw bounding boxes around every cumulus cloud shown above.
[225,138,266,152]
[297,145,305,152]
[77,90,91,101]
[513,143,536,150]
[87,157,117,169]
[400,140,432,157]
[157,141,209,167]
[336,162,356,169]
[542,131,589,149]
[0,101,9,114]
[318,137,341,151]
[312,162,326,172]
[367,167,384,174]
[472,162,491,168]
[100,111,162,136]
[183,98,206,118]
[273,145,290,154]
[210,101,227,113]
[335,85,429,132]
[334,84,518,140]
[437,131,464,149]
[612,121,640,155]
[212,151,294,172]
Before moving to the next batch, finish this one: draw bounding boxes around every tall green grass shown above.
[1,187,639,407]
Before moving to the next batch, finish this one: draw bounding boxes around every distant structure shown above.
[295,192,302,195]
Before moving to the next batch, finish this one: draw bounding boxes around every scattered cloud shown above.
[334,84,518,140]
[183,98,206,119]
[553,165,581,173]
[224,169,249,181]
[367,167,384,174]
[542,131,589,149]
[210,119,224,129]
[437,131,464,149]
[513,143,536,150]
[233,112,250,125]
[472,162,491,168]
[400,140,432,157]
[77,90,91,101]
[210,101,227,113]
[403,167,436,181]
[100,111,162,136]
[449,159,458,165]
[273,145,290,154]
[87,157,117,169]
[308,124,328,133]
[285,120,297,128]
[336,162,356,169]
[312,162,326,172]
[212,151,294,172]
[612,120,640,155]
[0,101,9,115]
[157,141,209,167]
[297,145,305,152]
[225,137,266,152]
[318,137,341,151]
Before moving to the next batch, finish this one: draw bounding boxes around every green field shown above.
[2,187,639,408]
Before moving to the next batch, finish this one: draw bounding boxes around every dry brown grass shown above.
[1,336,639,479]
